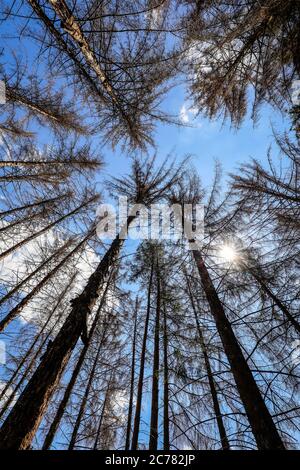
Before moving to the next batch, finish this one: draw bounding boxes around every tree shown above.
[181,0,300,125]
[1,65,88,134]
[131,248,154,450]
[169,170,285,449]
[124,297,139,450]
[23,0,176,149]
[0,155,184,449]
[149,255,161,450]
[184,268,230,450]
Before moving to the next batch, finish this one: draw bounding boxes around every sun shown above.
[219,244,237,263]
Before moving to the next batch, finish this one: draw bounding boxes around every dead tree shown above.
[125,297,139,450]
[0,156,183,449]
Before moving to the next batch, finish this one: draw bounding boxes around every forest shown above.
[0,0,299,451]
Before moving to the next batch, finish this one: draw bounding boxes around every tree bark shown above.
[68,314,109,450]
[28,0,104,100]
[192,249,285,450]
[185,270,230,450]
[0,193,69,218]
[42,278,111,450]
[162,296,170,451]
[149,260,160,450]
[6,85,85,134]
[0,274,76,420]
[0,195,97,262]
[0,220,130,449]
[0,173,67,184]
[131,261,154,450]
[93,375,112,450]
[0,231,92,332]
[0,161,92,168]
[0,238,71,309]
[249,268,300,335]
[125,297,138,450]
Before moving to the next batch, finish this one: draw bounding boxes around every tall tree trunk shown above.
[192,250,285,450]
[0,238,72,309]
[0,173,68,184]
[0,219,131,449]
[0,210,43,234]
[0,275,76,420]
[162,296,170,451]
[0,275,75,418]
[47,0,121,109]
[6,85,85,133]
[46,0,136,139]
[149,260,160,450]
[68,314,109,450]
[249,268,300,335]
[0,195,97,262]
[185,270,230,450]
[93,375,112,450]
[0,161,95,168]
[0,229,92,332]
[42,278,111,450]
[125,298,138,450]
[28,0,104,99]
[0,193,69,218]
[131,261,154,450]
[0,124,34,138]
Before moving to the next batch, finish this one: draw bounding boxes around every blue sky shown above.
[98,83,288,192]
[0,8,294,449]
[1,9,289,194]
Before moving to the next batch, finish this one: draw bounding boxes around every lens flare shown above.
[219,244,237,262]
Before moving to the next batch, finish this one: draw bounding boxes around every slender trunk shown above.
[42,278,111,450]
[93,375,112,450]
[185,270,230,450]
[162,296,170,451]
[0,195,97,262]
[0,209,49,234]
[0,161,95,168]
[0,230,92,332]
[0,220,130,449]
[68,315,109,450]
[149,260,160,450]
[0,275,76,420]
[47,0,117,104]
[28,0,104,99]
[47,0,135,137]
[131,261,154,450]
[249,268,300,335]
[0,124,34,138]
[0,238,72,309]
[125,298,138,450]
[0,193,69,218]
[0,174,67,184]
[233,182,300,204]
[192,249,285,450]
[3,85,86,133]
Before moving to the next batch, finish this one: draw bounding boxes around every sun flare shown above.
[219,244,237,263]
